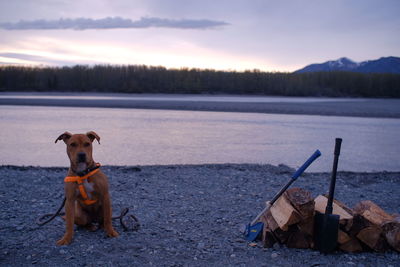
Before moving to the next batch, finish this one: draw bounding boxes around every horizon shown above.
[1,55,399,74]
[1,0,399,72]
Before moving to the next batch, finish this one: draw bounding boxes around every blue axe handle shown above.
[292,149,322,180]
[250,150,321,225]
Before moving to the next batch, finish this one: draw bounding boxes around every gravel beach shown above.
[1,164,399,266]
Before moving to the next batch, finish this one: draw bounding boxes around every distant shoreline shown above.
[1,93,400,118]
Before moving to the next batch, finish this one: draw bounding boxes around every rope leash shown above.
[36,198,140,231]
[36,197,66,226]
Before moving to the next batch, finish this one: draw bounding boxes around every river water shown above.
[1,104,399,172]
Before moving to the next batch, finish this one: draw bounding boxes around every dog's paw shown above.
[107,228,119,238]
[56,235,72,246]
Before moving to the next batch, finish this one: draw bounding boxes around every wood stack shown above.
[258,187,400,253]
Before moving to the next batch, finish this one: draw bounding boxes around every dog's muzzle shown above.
[77,152,86,163]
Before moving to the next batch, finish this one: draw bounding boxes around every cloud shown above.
[0,52,100,66]
[0,52,53,62]
[0,16,229,30]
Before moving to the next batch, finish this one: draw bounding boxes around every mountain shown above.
[295,56,400,74]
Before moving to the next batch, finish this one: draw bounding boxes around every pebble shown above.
[273,243,281,250]
[197,242,205,249]
[271,252,279,259]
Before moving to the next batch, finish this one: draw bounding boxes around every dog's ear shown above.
[86,131,100,144]
[55,132,72,144]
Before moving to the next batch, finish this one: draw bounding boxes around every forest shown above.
[0,65,399,97]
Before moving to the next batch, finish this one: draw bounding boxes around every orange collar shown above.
[64,163,101,205]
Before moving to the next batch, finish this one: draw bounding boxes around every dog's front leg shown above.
[103,192,119,238]
[57,197,75,245]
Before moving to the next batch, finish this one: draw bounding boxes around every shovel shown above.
[314,138,342,253]
[244,149,322,241]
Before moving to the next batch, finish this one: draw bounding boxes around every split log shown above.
[270,194,301,231]
[330,197,354,216]
[260,209,278,248]
[286,225,312,249]
[356,226,389,252]
[297,219,314,237]
[352,200,395,252]
[347,214,370,236]
[354,200,394,226]
[273,226,295,244]
[382,221,400,252]
[285,188,315,219]
[339,238,363,253]
[337,230,351,245]
[262,228,277,248]
[261,209,280,232]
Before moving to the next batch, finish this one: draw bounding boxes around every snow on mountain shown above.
[295,57,400,74]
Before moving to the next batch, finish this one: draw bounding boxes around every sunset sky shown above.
[0,0,399,72]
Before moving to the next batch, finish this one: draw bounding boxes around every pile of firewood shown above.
[259,187,400,253]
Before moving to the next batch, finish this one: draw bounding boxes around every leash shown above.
[36,164,140,231]
[36,197,66,226]
[36,199,140,231]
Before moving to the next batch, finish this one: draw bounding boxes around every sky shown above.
[0,0,399,72]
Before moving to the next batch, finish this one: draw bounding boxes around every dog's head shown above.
[55,131,100,173]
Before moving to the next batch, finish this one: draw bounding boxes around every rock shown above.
[273,243,281,250]
[271,252,279,258]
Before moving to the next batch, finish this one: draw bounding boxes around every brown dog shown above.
[55,131,118,245]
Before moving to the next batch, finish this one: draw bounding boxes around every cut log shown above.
[285,188,315,219]
[273,227,293,244]
[356,226,389,252]
[382,221,400,252]
[262,228,277,248]
[325,195,354,216]
[286,226,312,249]
[348,214,370,236]
[354,200,394,226]
[260,209,278,248]
[314,195,353,227]
[339,238,363,253]
[297,219,314,237]
[270,194,301,231]
[257,188,399,253]
[261,209,280,232]
[337,229,351,245]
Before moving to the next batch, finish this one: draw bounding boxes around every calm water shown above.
[0,92,364,103]
[1,105,399,172]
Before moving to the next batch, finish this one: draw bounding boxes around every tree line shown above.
[0,65,399,97]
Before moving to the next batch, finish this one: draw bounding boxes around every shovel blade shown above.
[314,211,340,253]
